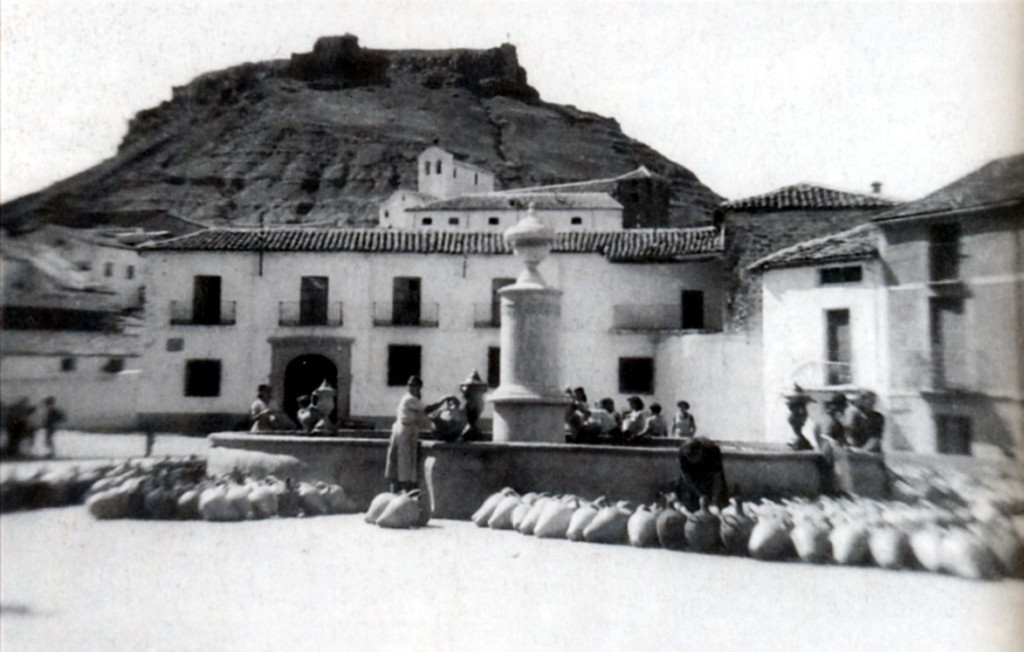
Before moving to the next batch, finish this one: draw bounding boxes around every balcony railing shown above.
[169,300,236,326]
[612,304,686,331]
[278,301,344,327]
[372,302,439,327]
[473,302,502,328]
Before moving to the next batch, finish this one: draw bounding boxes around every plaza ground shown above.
[2,432,1023,651]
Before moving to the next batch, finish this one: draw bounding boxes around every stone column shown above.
[490,206,572,443]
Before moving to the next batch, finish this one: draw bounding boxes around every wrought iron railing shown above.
[278,301,344,327]
[371,302,439,327]
[169,300,236,325]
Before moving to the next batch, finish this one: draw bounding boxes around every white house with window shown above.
[752,153,1024,457]
[136,227,739,435]
[417,146,496,199]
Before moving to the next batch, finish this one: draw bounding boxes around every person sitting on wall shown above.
[429,396,467,443]
[672,400,697,438]
[250,384,296,432]
[814,392,850,455]
[296,394,320,433]
[847,390,884,453]
[566,397,618,444]
[636,402,668,439]
[783,385,815,451]
[620,396,647,442]
[677,436,729,511]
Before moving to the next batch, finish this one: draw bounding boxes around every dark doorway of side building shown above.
[284,354,338,425]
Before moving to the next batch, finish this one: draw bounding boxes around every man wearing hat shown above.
[386,376,452,492]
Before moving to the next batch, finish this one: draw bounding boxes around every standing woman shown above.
[386,376,450,493]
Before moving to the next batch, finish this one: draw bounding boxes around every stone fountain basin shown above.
[207,433,887,519]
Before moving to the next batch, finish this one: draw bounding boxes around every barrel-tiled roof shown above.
[872,153,1024,221]
[747,224,878,272]
[722,184,896,212]
[140,227,724,262]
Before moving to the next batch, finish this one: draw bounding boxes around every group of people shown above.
[563,387,698,445]
[785,386,884,454]
[1,396,65,459]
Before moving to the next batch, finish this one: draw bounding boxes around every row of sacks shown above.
[470,488,1024,581]
[86,466,358,521]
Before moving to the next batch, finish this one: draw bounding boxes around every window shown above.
[681,290,705,329]
[392,277,421,326]
[184,359,221,397]
[424,161,431,175]
[103,357,126,373]
[126,265,135,280]
[491,277,515,326]
[384,210,389,218]
[937,415,971,455]
[570,216,583,226]
[421,217,433,226]
[300,276,329,326]
[930,297,967,388]
[60,357,76,372]
[619,357,654,394]
[165,338,185,352]
[192,275,222,325]
[388,345,421,386]
[929,223,961,281]
[436,160,442,174]
[103,262,114,277]
[825,309,852,385]
[475,173,479,185]
[448,217,459,226]
[453,167,457,178]
[488,217,500,226]
[487,347,501,388]
[819,266,862,285]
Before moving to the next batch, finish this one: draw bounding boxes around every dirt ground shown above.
[1,505,1022,652]
[2,432,1023,651]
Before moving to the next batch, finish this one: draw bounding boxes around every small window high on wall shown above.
[819,266,862,285]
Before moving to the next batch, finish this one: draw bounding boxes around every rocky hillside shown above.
[1,35,721,232]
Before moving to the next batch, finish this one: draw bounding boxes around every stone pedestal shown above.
[491,287,571,442]
[489,205,571,443]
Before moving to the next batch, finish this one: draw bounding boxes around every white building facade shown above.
[136,227,743,435]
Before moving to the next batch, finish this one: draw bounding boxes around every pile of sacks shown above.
[364,490,432,529]
[470,487,1024,581]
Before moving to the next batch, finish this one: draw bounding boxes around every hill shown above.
[1,35,722,232]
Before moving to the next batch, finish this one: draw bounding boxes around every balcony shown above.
[473,302,502,328]
[278,301,344,327]
[372,302,439,327]
[169,300,236,326]
[611,304,711,332]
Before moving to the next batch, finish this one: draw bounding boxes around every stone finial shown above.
[503,202,555,288]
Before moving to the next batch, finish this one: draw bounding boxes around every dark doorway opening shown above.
[284,355,338,424]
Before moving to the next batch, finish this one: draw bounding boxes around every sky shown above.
[1,0,1022,204]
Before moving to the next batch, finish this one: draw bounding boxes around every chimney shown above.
[871,181,883,195]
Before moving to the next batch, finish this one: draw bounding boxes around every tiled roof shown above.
[873,153,1024,221]
[721,184,897,212]
[140,227,724,262]
[408,192,622,211]
[747,224,878,272]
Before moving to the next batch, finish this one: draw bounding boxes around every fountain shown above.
[488,205,572,443]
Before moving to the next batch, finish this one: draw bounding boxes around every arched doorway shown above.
[284,355,338,425]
